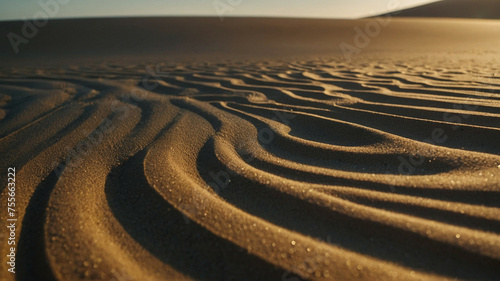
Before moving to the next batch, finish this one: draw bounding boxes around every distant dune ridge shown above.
[380,0,500,19]
[1,16,500,281]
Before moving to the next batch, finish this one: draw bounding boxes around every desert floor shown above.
[1,17,500,281]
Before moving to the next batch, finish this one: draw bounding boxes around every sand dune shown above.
[380,0,500,19]
[1,17,499,64]
[1,18,500,281]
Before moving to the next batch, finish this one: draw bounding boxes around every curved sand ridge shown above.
[1,58,500,280]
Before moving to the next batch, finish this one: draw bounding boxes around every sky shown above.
[0,0,441,21]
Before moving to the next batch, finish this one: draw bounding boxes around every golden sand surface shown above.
[1,17,500,281]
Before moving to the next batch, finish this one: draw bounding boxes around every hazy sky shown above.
[0,0,441,21]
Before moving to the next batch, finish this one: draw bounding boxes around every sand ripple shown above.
[1,59,500,280]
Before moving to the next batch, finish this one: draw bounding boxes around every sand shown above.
[1,17,500,281]
[382,0,500,19]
